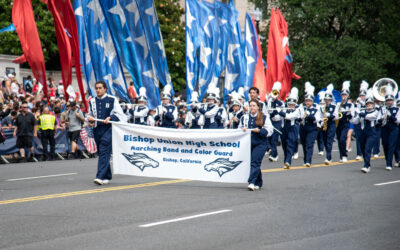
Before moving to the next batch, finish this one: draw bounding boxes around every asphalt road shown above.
[1,142,400,250]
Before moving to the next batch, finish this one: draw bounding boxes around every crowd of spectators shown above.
[0,73,91,163]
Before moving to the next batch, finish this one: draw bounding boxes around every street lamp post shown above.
[252,7,262,34]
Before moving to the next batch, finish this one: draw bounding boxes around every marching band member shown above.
[227,92,243,129]
[322,84,339,165]
[372,99,383,158]
[185,91,204,129]
[147,109,156,126]
[215,97,228,129]
[336,81,354,162]
[87,81,127,185]
[317,91,325,156]
[299,82,322,167]
[239,99,273,191]
[155,85,177,128]
[249,86,265,111]
[279,87,301,169]
[356,89,379,173]
[354,81,369,160]
[199,84,220,129]
[381,86,400,170]
[129,87,149,125]
[264,81,283,162]
[394,94,400,167]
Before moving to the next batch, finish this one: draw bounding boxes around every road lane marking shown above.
[0,179,191,205]
[6,173,78,182]
[139,209,232,228]
[0,156,385,206]
[374,180,400,186]
[262,156,384,173]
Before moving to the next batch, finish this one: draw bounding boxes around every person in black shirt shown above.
[13,101,36,162]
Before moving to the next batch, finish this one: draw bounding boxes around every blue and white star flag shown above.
[99,0,160,109]
[75,0,129,102]
[224,3,246,103]
[244,13,258,100]
[136,0,173,94]
[73,0,96,96]
[186,0,202,105]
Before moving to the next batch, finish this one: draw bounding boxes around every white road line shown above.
[139,209,232,228]
[374,180,400,186]
[6,173,77,182]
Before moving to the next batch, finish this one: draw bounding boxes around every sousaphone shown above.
[372,78,398,102]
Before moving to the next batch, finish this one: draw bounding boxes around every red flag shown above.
[251,17,267,102]
[12,0,48,100]
[12,54,26,64]
[265,8,300,100]
[47,0,88,111]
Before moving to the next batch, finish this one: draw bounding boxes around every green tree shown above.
[155,0,186,93]
[250,0,400,99]
[0,0,59,70]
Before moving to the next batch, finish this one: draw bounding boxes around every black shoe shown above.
[20,157,28,163]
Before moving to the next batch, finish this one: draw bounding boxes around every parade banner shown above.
[112,123,251,183]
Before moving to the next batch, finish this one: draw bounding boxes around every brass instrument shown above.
[336,99,345,127]
[322,105,328,131]
[271,89,280,99]
[372,78,398,102]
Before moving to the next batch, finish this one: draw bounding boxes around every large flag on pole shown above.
[265,8,299,100]
[51,0,88,110]
[12,0,48,100]
[76,0,129,102]
[47,0,73,101]
[251,16,267,102]
[244,13,258,100]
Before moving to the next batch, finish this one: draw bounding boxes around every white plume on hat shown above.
[360,80,369,92]
[318,91,326,103]
[288,87,299,100]
[272,81,282,91]
[162,84,172,96]
[139,87,146,97]
[326,83,334,95]
[305,81,315,96]
[237,87,245,100]
[385,84,393,97]
[342,81,350,92]
[191,91,199,103]
[366,88,374,103]
[206,82,219,99]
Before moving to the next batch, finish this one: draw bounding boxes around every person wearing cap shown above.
[66,101,84,159]
[394,97,400,167]
[198,85,220,129]
[239,99,273,191]
[380,87,400,171]
[336,81,354,163]
[227,96,243,129]
[317,91,326,156]
[356,90,379,173]
[264,82,284,162]
[129,87,149,126]
[353,81,369,160]
[279,87,301,169]
[186,91,204,129]
[155,85,177,128]
[322,84,339,165]
[299,82,322,167]
[87,81,127,185]
[215,97,228,129]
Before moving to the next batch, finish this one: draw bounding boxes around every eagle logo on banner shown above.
[122,152,159,171]
[204,158,242,177]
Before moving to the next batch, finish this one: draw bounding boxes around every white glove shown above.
[276,107,281,113]
[162,107,167,114]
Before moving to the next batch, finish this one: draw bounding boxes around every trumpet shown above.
[264,107,294,111]
[271,89,280,99]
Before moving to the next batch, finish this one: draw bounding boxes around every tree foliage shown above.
[250,0,400,98]
[0,0,59,70]
[155,0,186,92]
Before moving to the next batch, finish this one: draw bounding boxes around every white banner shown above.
[112,123,251,183]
